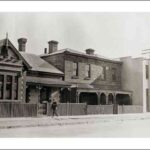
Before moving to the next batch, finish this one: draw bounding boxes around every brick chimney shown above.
[85,48,95,55]
[18,38,27,52]
[48,40,58,54]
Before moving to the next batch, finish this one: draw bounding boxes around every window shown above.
[112,68,117,81]
[14,76,18,100]
[0,75,4,99]
[99,66,106,80]
[85,64,91,78]
[73,62,78,77]
[6,75,12,99]
[1,45,8,58]
[146,88,149,111]
[146,65,149,79]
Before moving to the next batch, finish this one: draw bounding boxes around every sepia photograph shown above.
[1,9,150,141]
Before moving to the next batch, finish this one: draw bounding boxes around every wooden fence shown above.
[0,102,143,118]
[47,103,143,116]
[0,102,37,118]
[47,103,86,116]
[118,105,143,114]
[87,105,114,115]
[47,103,114,116]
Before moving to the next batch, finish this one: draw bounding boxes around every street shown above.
[0,114,150,137]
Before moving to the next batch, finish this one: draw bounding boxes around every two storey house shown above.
[41,41,132,106]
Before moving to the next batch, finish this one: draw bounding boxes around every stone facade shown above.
[0,38,27,102]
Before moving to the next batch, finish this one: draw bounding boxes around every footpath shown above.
[0,113,150,129]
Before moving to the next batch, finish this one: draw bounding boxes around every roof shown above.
[40,48,122,63]
[71,83,94,89]
[70,83,132,93]
[20,52,63,75]
[26,76,70,87]
[0,39,31,69]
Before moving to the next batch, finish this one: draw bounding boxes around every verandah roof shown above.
[26,76,71,88]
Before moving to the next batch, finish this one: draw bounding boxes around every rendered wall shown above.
[120,57,143,107]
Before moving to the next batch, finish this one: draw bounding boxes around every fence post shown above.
[67,101,69,116]
[11,101,13,117]
[46,102,49,116]
[84,103,88,115]
[113,103,118,114]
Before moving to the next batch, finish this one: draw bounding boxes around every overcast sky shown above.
[0,12,150,58]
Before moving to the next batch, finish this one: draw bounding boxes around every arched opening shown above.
[100,93,106,105]
[108,93,114,105]
[60,88,70,103]
[79,92,98,105]
[116,94,131,105]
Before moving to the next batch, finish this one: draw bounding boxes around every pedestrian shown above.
[51,100,58,117]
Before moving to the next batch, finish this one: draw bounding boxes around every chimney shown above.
[85,48,95,55]
[44,48,47,54]
[18,38,27,52]
[48,40,58,54]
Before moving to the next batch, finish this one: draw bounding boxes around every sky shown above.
[0,12,150,58]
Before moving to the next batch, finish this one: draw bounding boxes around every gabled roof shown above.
[0,38,63,75]
[20,52,63,75]
[40,48,122,63]
[0,38,31,69]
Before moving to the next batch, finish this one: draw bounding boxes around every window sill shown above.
[72,76,79,79]
[0,100,21,102]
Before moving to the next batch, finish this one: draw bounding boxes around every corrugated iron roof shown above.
[20,52,63,75]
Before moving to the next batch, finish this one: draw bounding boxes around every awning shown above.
[26,76,71,88]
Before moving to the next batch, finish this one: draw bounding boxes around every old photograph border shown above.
[0,1,150,149]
